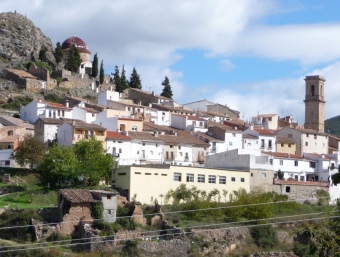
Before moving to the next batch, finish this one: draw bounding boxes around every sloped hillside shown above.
[325,115,340,136]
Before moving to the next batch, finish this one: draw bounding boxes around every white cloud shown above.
[219,59,235,72]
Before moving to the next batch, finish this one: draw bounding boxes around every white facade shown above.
[57,123,74,146]
[129,140,163,164]
[98,90,120,106]
[94,110,119,131]
[183,99,210,112]
[252,114,279,130]
[171,114,207,132]
[20,101,72,124]
[243,127,276,152]
[79,61,92,77]
[72,106,97,123]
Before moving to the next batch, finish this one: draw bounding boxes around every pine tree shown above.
[113,66,122,93]
[54,42,63,65]
[99,60,104,85]
[91,53,98,78]
[65,44,81,73]
[160,76,173,99]
[129,67,142,89]
[120,65,129,91]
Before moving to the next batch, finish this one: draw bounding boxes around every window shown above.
[314,134,317,139]
[232,133,236,137]
[310,162,315,168]
[305,142,308,146]
[288,144,291,148]
[145,173,151,175]
[150,150,153,155]
[170,145,174,148]
[178,146,181,150]
[197,174,205,183]
[261,139,265,148]
[132,126,138,131]
[179,152,183,156]
[142,143,145,146]
[306,133,309,137]
[118,173,126,176]
[231,177,236,182]
[241,178,245,182]
[77,130,82,134]
[107,194,112,199]
[119,148,122,153]
[97,131,103,136]
[294,160,298,166]
[286,186,291,193]
[281,143,284,147]
[288,134,292,138]
[280,160,283,165]
[311,85,315,96]
[269,159,273,165]
[262,173,266,178]
[199,122,203,127]
[174,172,181,181]
[187,173,194,182]
[268,140,272,149]
[219,176,226,184]
[251,173,253,177]
[208,175,216,184]
[229,142,233,146]
[7,131,13,136]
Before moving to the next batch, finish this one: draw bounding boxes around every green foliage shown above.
[12,134,47,169]
[250,225,278,248]
[38,45,48,63]
[160,76,173,99]
[65,44,81,73]
[120,65,129,90]
[129,67,142,89]
[325,115,340,136]
[74,137,114,186]
[46,231,71,242]
[2,96,33,110]
[277,169,284,180]
[54,42,63,65]
[91,53,99,78]
[113,65,129,92]
[121,240,139,257]
[0,209,42,242]
[44,93,64,103]
[92,202,104,220]
[39,144,78,186]
[99,60,104,84]
[27,61,53,74]
[315,189,330,205]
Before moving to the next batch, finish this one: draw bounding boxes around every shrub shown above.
[250,225,278,248]
[46,231,71,242]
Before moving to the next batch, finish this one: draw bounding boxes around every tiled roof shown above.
[172,114,206,121]
[0,135,22,143]
[193,132,222,142]
[281,126,328,136]
[5,68,37,79]
[152,104,195,114]
[0,115,26,125]
[40,101,72,110]
[143,122,172,132]
[36,117,64,125]
[304,153,334,160]
[63,120,106,131]
[276,136,296,144]
[129,88,169,100]
[128,131,164,143]
[119,117,143,121]
[59,189,100,203]
[106,131,131,140]
[199,110,230,118]
[262,151,303,160]
[253,128,276,135]
[79,107,100,114]
[242,134,258,139]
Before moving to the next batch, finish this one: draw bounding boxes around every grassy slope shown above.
[325,115,340,136]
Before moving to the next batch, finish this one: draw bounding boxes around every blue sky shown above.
[1,0,340,123]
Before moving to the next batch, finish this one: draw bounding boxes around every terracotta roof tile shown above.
[262,151,303,159]
[106,131,131,140]
[59,189,101,203]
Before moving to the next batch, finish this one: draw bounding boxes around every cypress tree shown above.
[120,65,129,91]
[39,45,48,63]
[160,76,173,99]
[65,44,81,73]
[129,67,142,89]
[113,66,122,93]
[54,42,63,65]
[99,60,104,84]
[91,53,98,78]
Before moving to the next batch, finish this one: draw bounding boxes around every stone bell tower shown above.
[304,75,325,132]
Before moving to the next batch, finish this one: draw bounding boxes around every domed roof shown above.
[61,36,90,54]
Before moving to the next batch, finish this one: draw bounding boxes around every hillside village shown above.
[1,12,340,256]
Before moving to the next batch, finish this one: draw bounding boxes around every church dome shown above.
[61,36,90,54]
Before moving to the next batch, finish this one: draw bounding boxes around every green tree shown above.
[113,66,122,93]
[39,144,78,186]
[129,67,142,89]
[54,42,63,65]
[91,53,98,78]
[38,45,48,63]
[160,76,173,99]
[11,134,47,169]
[250,225,278,248]
[120,65,129,91]
[73,137,114,186]
[65,44,81,73]
[99,60,104,84]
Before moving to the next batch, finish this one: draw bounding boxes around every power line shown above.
[0,214,339,254]
[0,195,330,231]
[0,210,335,251]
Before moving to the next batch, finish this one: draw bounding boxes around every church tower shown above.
[304,75,325,132]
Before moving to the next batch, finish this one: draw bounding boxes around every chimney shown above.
[250,125,254,130]
[66,100,69,107]
[152,91,155,96]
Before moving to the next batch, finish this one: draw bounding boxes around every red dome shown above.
[61,36,90,54]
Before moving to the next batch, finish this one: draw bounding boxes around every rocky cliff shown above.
[0,11,55,70]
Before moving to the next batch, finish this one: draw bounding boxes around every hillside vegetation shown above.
[325,115,340,136]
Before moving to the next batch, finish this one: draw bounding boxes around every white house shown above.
[34,117,63,142]
[20,100,72,124]
[243,126,276,152]
[106,131,133,166]
[252,114,279,130]
[98,89,120,106]
[171,114,207,132]
[72,102,99,123]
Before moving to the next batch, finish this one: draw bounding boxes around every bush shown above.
[44,93,64,103]
[46,231,71,242]
[250,225,278,248]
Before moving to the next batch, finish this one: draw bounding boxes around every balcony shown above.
[273,178,329,187]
